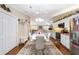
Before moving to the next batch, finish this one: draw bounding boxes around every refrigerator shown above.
[70,16,79,55]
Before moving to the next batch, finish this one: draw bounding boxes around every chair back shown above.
[35,36,45,50]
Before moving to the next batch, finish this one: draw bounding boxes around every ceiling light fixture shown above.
[35,18,44,22]
[36,11,39,14]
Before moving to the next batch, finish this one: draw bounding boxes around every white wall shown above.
[24,22,30,40]
[18,22,30,43]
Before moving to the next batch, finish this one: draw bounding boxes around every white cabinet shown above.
[0,12,18,54]
[61,34,70,49]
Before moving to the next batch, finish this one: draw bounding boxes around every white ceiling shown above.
[8,4,76,20]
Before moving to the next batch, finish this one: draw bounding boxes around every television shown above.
[58,23,64,28]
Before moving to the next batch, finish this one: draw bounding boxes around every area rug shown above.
[17,40,63,55]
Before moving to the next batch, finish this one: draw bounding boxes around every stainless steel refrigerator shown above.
[70,16,79,55]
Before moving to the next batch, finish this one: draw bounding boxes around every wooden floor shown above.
[5,44,25,55]
[5,40,29,55]
[58,43,70,55]
[50,38,70,55]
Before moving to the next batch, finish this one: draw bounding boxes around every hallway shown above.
[0,4,79,55]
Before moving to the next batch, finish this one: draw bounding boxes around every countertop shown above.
[61,33,70,36]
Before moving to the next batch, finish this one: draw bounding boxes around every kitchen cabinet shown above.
[61,34,70,49]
